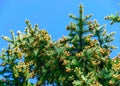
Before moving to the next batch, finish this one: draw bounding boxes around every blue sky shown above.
[0,0,120,57]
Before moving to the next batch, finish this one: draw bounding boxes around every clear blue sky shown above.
[0,0,120,57]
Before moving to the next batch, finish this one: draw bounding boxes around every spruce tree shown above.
[0,4,120,86]
[55,4,116,86]
[0,20,55,86]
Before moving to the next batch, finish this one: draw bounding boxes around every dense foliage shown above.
[0,4,120,86]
